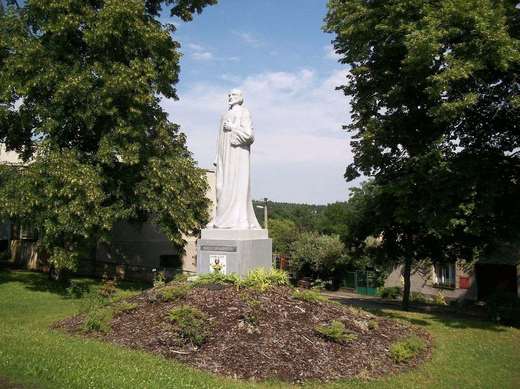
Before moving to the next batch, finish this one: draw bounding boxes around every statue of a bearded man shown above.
[207,89,261,230]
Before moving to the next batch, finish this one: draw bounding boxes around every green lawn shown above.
[0,270,519,389]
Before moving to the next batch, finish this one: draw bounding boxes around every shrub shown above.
[292,289,327,303]
[368,319,379,330]
[194,272,241,287]
[152,270,166,288]
[159,284,191,301]
[379,287,401,299]
[433,292,448,306]
[410,292,429,304]
[389,336,426,363]
[98,278,117,299]
[83,308,113,333]
[486,292,520,327]
[65,280,91,298]
[315,320,358,343]
[169,306,208,346]
[241,268,290,291]
[113,301,138,315]
[289,232,348,282]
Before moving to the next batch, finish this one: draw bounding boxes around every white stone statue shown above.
[208,89,261,230]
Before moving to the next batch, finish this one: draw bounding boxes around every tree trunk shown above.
[402,257,412,311]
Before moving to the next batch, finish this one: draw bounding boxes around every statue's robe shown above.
[209,104,261,229]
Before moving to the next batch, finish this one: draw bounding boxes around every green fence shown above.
[342,271,379,296]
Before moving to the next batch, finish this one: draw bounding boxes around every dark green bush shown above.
[486,292,520,327]
[169,306,208,346]
[410,292,429,304]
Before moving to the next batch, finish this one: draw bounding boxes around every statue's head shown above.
[228,89,244,107]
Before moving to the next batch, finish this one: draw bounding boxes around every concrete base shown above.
[197,228,272,276]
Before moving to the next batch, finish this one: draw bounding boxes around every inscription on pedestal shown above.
[200,245,237,252]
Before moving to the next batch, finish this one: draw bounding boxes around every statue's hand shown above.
[223,121,234,132]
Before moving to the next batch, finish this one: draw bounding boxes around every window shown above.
[159,254,182,269]
[434,263,456,288]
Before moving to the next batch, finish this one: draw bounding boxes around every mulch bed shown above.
[55,284,432,383]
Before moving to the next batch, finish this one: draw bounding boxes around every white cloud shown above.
[231,31,265,48]
[191,51,214,61]
[324,44,341,61]
[185,42,239,62]
[161,68,354,204]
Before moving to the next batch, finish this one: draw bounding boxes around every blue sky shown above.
[162,0,355,205]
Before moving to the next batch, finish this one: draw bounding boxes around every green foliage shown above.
[379,287,402,300]
[410,292,429,304]
[153,271,167,288]
[315,320,358,343]
[268,218,299,255]
[253,200,325,232]
[83,308,113,333]
[325,0,520,309]
[98,278,117,299]
[158,284,191,302]
[241,268,289,291]
[486,292,520,327]
[65,280,91,299]
[292,289,327,304]
[169,306,208,346]
[193,272,241,287]
[389,336,427,363]
[433,292,448,306]
[0,0,213,272]
[113,301,138,315]
[368,320,379,331]
[289,231,348,282]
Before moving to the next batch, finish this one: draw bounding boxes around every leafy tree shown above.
[289,231,348,285]
[0,0,216,274]
[268,218,299,256]
[325,0,520,308]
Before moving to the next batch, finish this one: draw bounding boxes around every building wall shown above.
[0,144,22,165]
[384,261,478,301]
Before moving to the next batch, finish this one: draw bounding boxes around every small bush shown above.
[368,319,379,330]
[113,301,138,315]
[292,289,327,303]
[240,293,261,325]
[169,306,208,346]
[98,279,117,299]
[241,268,290,291]
[389,336,426,363]
[486,292,520,327]
[65,280,91,298]
[410,292,429,304]
[152,270,166,288]
[379,287,401,299]
[159,284,191,301]
[194,272,241,287]
[315,320,358,343]
[83,308,113,333]
[433,292,448,306]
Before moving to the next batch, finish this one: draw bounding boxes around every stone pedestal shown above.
[196,229,272,276]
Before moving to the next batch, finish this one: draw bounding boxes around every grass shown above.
[1,270,520,388]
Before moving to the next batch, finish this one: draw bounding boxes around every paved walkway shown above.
[321,289,487,319]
